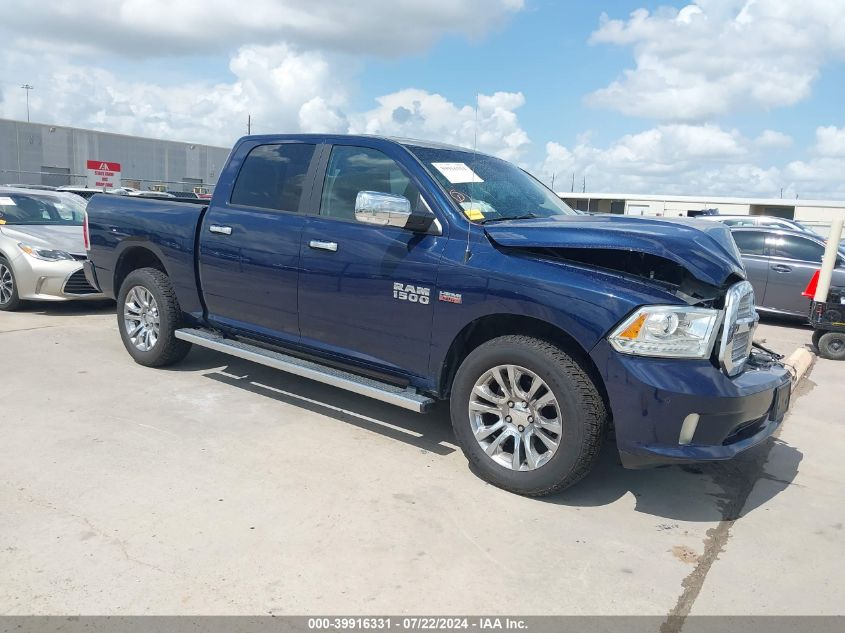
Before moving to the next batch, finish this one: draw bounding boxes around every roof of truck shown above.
[238,133,479,154]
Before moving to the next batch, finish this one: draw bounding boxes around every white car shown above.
[0,187,107,311]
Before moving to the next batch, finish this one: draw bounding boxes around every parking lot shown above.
[1,302,843,618]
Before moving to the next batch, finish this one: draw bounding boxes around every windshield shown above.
[790,220,821,236]
[408,146,575,223]
[0,192,86,226]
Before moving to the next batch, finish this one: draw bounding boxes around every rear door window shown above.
[765,234,826,262]
[230,143,316,212]
[731,231,767,256]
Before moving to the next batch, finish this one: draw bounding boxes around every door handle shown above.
[771,264,792,273]
[209,224,233,235]
[309,240,338,252]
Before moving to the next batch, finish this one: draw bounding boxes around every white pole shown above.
[814,217,845,302]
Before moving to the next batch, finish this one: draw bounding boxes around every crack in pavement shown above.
[660,359,815,633]
[0,326,58,335]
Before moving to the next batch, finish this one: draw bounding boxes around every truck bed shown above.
[85,193,208,317]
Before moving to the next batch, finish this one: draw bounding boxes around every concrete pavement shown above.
[0,301,841,618]
[690,355,845,616]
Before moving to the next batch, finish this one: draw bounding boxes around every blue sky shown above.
[1,0,844,197]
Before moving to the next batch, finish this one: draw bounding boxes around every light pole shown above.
[20,84,33,122]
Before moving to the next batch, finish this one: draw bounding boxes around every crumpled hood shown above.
[484,215,745,288]
[0,225,86,257]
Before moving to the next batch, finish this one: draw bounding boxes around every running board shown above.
[175,328,436,413]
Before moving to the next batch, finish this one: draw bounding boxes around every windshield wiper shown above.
[480,214,538,224]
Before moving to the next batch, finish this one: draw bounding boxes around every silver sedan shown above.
[0,187,107,311]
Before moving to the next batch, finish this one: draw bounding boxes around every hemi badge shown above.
[439,291,463,305]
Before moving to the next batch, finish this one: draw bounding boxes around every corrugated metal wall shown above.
[0,118,231,191]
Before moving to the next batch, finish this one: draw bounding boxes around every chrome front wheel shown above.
[0,262,13,305]
[123,285,160,352]
[468,364,563,471]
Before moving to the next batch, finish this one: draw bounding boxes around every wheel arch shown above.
[113,245,168,296]
[437,313,609,407]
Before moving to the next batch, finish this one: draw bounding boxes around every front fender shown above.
[427,239,685,390]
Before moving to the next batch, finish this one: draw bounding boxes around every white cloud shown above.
[754,130,793,149]
[0,0,528,159]
[814,126,845,157]
[0,45,530,162]
[538,123,845,199]
[0,44,351,146]
[778,126,845,196]
[2,0,523,58]
[349,90,530,160]
[587,1,845,121]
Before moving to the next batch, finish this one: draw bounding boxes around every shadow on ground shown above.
[546,436,802,523]
[15,299,115,316]
[170,346,803,523]
[758,313,813,330]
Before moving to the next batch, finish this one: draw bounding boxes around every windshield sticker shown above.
[460,200,497,221]
[449,189,468,204]
[432,162,484,184]
[0,196,16,206]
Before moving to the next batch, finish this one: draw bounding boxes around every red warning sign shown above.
[86,160,121,189]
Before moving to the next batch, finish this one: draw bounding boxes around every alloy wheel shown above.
[123,286,160,352]
[468,364,563,471]
[0,263,13,305]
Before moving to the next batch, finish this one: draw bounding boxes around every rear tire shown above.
[450,335,607,496]
[817,331,845,361]
[0,256,22,311]
[117,267,191,367]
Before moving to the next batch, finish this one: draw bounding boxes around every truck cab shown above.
[84,134,791,496]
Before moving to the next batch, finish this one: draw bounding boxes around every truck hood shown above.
[0,225,86,257]
[483,215,745,288]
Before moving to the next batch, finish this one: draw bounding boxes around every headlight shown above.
[608,306,721,359]
[18,242,76,261]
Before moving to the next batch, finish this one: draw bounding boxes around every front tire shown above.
[0,256,22,311]
[450,335,607,496]
[817,331,845,361]
[117,267,191,367]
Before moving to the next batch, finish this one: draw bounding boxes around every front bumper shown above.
[10,252,107,302]
[591,340,791,468]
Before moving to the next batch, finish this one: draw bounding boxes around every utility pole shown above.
[550,173,556,190]
[20,84,33,122]
[247,114,251,135]
[571,172,575,193]
[582,176,586,193]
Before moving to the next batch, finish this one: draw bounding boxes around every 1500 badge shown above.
[393,282,430,305]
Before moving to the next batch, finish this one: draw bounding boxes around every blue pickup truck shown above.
[84,134,791,496]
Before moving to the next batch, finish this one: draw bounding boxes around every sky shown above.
[1,0,844,198]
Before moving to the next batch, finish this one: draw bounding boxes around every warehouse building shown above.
[561,191,845,233]
[0,118,230,192]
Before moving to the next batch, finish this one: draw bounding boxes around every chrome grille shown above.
[737,290,755,321]
[719,281,758,377]
[731,330,751,364]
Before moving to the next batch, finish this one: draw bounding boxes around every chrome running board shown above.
[175,328,436,413]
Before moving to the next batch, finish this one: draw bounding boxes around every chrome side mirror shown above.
[355,191,412,229]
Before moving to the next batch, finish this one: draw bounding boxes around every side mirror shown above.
[355,191,412,228]
[355,191,436,233]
